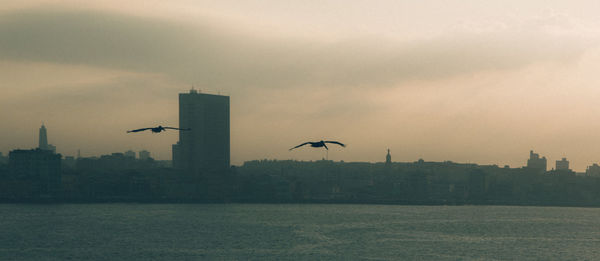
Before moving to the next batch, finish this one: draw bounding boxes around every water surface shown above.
[1,204,599,260]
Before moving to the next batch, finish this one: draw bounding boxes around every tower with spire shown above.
[39,124,48,150]
[38,123,56,153]
[385,149,392,165]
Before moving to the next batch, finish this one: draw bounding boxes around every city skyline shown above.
[1,93,596,173]
[4,1,600,171]
[3,121,593,174]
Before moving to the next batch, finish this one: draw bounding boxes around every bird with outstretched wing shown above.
[289,140,346,150]
[324,141,345,147]
[127,125,191,133]
[289,142,312,150]
[127,127,153,133]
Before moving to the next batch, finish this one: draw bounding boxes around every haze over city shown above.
[3,1,600,171]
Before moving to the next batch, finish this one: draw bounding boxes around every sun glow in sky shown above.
[3,1,600,171]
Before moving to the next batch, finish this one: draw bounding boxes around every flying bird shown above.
[289,140,346,151]
[127,125,190,133]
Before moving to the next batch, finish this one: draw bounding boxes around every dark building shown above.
[556,158,570,171]
[0,152,7,165]
[173,89,230,174]
[8,149,61,195]
[76,153,152,172]
[139,150,151,160]
[526,150,547,172]
[38,124,56,153]
[385,149,391,165]
[39,125,47,149]
[586,163,600,177]
[63,156,76,169]
[124,150,136,158]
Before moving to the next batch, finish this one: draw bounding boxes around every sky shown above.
[3,1,600,171]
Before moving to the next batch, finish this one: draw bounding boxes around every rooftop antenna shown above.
[190,85,199,94]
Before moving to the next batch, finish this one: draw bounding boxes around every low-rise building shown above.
[556,158,570,171]
[8,149,61,196]
[527,150,547,172]
[586,163,600,177]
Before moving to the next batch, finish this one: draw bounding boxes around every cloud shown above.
[0,8,594,91]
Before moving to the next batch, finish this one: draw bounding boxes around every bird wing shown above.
[289,142,311,151]
[163,127,191,131]
[325,141,346,147]
[127,127,152,133]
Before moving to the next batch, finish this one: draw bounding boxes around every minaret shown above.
[385,149,392,165]
[39,124,49,150]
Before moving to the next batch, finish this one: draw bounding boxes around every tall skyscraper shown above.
[173,89,230,174]
[38,124,56,153]
[385,149,391,165]
[39,124,48,149]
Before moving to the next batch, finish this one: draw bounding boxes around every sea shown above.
[1,204,599,260]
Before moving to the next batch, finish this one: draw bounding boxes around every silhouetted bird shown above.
[127,125,190,133]
[289,140,346,150]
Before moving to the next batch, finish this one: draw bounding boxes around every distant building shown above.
[39,124,48,149]
[385,149,391,165]
[75,152,160,172]
[139,150,151,160]
[527,150,547,172]
[556,158,570,171]
[586,164,600,177]
[38,124,56,153]
[173,89,230,174]
[76,153,138,171]
[155,160,172,168]
[124,150,136,158]
[0,152,7,165]
[9,149,61,195]
[63,156,76,169]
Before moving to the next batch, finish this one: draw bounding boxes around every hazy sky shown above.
[3,1,600,171]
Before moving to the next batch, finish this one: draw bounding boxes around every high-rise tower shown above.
[172,89,230,174]
[385,149,392,165]
[39,124,48,150]
[38,124,56,153]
